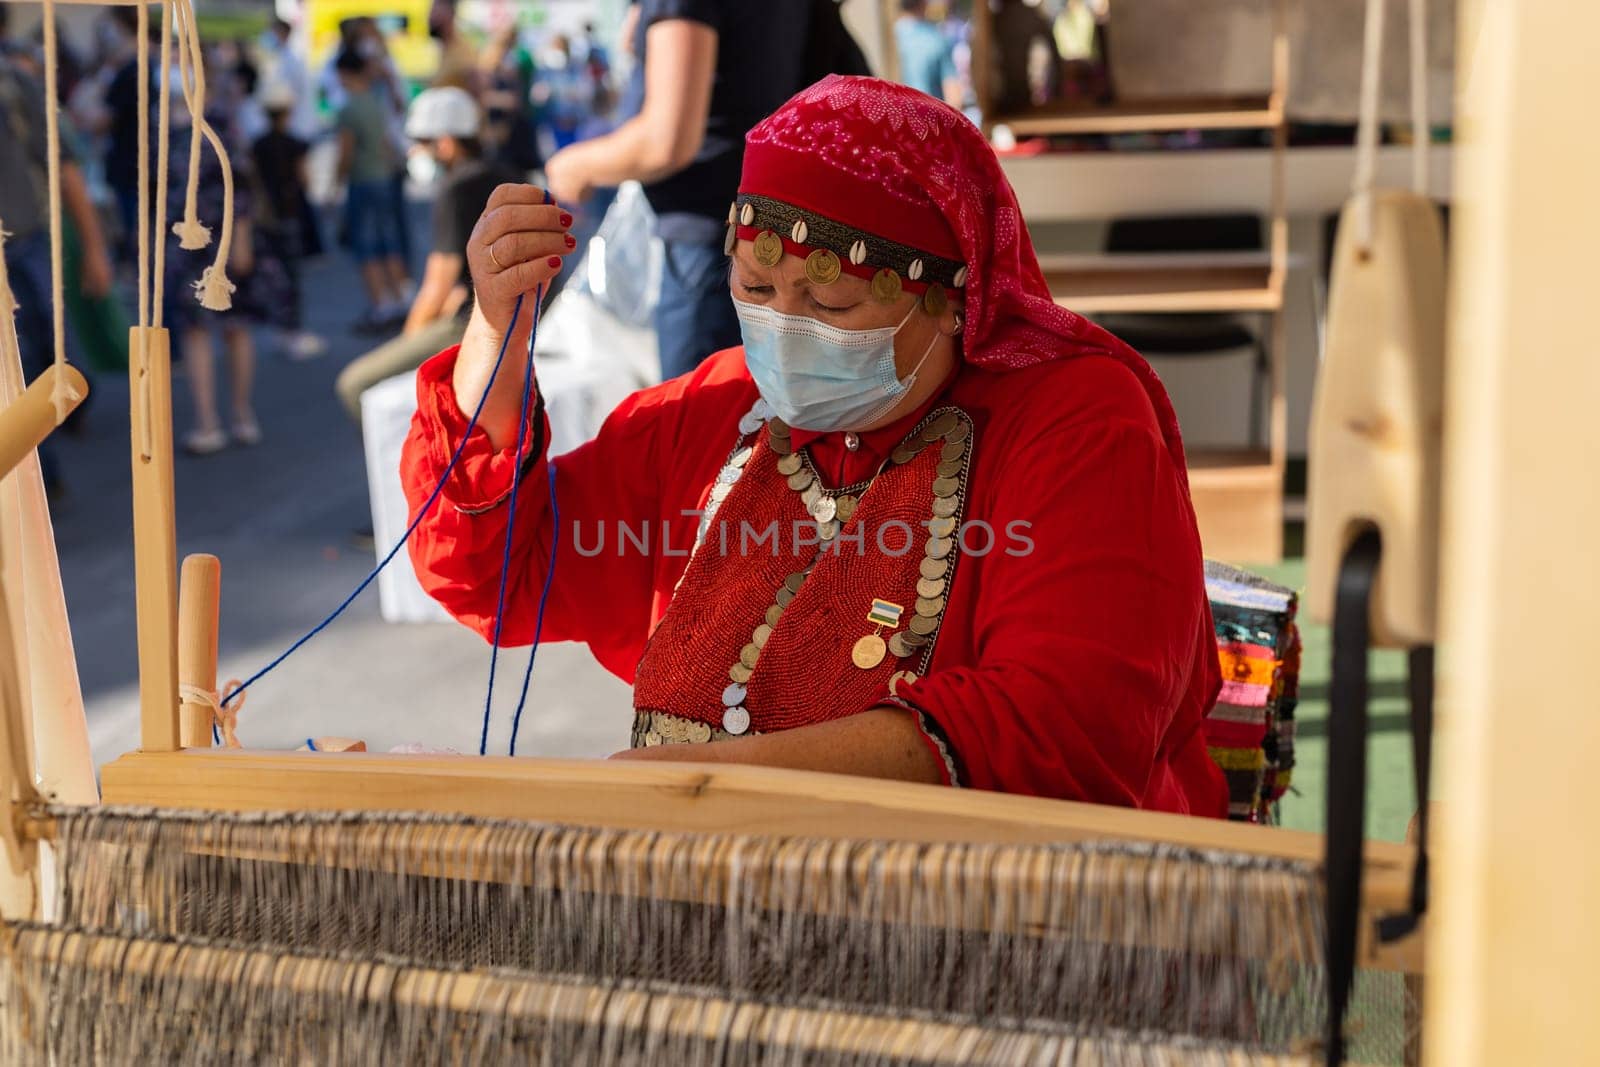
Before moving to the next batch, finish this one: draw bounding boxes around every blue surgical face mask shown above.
[734,299,936,432]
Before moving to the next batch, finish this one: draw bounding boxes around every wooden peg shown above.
[178,554,220,748]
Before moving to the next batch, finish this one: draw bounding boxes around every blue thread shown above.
[508,458,559,757]
[480,281,545,756]
[222,293,529,711]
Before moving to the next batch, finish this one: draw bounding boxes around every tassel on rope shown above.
[173,0,237,311]
[170,0,211,251]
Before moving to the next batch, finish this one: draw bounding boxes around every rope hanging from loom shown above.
[1352,0,1432,254]
[37,0,66,422]
[149,0,173,324]
[169,0,210,252]
[167,0,236,309]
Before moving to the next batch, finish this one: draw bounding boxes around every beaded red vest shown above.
[631,401,973,741]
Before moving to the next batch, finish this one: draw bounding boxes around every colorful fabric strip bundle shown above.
[1203,562,1301,822]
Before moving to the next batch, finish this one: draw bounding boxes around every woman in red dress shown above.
[402,76,1226,816]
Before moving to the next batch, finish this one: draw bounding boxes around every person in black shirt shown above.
[541,0,819,381]
[335,87,525,423]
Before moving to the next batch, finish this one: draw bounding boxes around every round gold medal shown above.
[754,230,784,267]
[852,633,888,669]
[922,283,948,317]
[805,248,842,285]
[871,268,902,304]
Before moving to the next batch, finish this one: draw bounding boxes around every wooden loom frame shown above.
[1,0,1426,1028]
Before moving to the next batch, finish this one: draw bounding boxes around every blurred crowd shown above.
[2,1,993,520]
[0,0,622,480]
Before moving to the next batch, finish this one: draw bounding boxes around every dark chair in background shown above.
[1095,214,1269,448]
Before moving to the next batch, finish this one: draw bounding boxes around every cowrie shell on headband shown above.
[790,219,809,244]
[908,259,925,282]
[739,203,755,226]
[850,240,868,265]
[953,266,968,288]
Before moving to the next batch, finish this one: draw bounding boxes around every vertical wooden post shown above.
[178,554,220,749]
[0,563,40,919]
[972,2,993,138]
[129,326,180,753]
[1427,0,1600,1062]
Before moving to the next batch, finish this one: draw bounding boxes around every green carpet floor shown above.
[1249,552,1418,843]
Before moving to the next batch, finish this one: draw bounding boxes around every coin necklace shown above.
[718,406,973,735]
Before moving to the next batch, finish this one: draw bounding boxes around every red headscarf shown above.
[738,75,1192,484]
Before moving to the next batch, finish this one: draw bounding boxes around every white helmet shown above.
[260,79,297,112]
[405,86,481,140]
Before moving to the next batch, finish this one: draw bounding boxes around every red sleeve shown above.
[889,374,1225,815]
[400,346,670,680]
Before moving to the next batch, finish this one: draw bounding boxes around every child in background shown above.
[252,81,326,361]
[334,48,411,333]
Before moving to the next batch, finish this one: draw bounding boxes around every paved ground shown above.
[54,233,632,772]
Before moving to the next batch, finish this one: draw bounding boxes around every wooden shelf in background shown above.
[1040,253,1284,314]
[1187,450,1284,564]
[992,95,1282,137]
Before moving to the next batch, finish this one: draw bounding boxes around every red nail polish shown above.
[559,213,573,228]
[548,256,563,268]
[564,234,577,249]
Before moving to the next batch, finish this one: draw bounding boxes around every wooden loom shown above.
[11,0,1597,1063]
[0,0,1425,1058]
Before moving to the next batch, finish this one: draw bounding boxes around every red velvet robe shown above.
[401,345,1227,816]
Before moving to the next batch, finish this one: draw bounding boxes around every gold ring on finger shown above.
[489,243,505,271]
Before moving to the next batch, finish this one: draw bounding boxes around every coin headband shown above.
[727,193,969,295]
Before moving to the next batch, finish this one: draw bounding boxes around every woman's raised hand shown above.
[466,184,575,337]
[453,186,575,449]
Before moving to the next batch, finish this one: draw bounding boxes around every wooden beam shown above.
[98,749,1423,973]
[0,365,87,484]
[1426,0,1600,1062]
